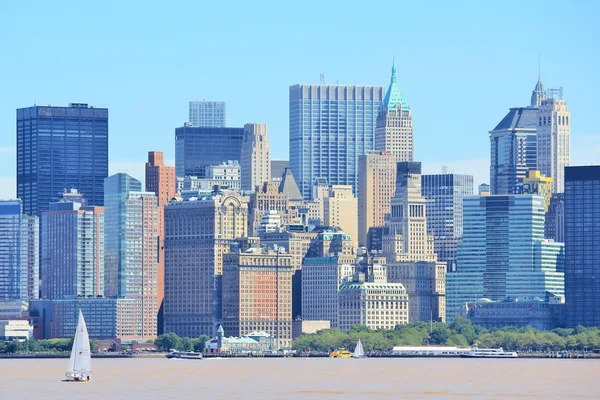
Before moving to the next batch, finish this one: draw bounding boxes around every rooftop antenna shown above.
[441,165,448,174]
[320,73,325,84]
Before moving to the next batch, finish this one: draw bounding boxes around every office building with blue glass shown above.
[16,103,108,216]
[564,166,600,327]
[289,84,384,199]
[175,124,244,178]
[446,195,565,323]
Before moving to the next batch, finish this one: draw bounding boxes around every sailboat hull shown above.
[62,376,91,383]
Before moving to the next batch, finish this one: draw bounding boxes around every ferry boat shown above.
[329,348,353,358]
[166,350,203,360]
[460,345,518,358]
[391,346,470,357]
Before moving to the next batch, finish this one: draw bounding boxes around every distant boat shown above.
[166,350,203,360]
[62,310,92,382]
[352,340,365,359]
[460,344,518,359]
[329,348,352,358]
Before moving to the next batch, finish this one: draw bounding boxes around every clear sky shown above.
[1,0,599,199]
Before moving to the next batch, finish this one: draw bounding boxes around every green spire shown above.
[383,57,409,111]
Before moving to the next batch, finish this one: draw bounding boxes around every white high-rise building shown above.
[537,95,570,193]
[189,100,226,127]
[241,123,271,191]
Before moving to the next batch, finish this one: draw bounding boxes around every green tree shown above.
[155,332,181,351]
[429,325,451,345]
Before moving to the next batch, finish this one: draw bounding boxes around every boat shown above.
[460,344,518,358]
[62,310,92,382]
[352,340,365,359]
[329,348,352,358]
[166,350,203,360]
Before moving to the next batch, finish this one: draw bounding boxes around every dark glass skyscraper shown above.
[175,124,244,178]
[564,166,600,327]
[17,103,108,216]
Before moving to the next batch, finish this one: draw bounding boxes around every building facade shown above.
[519,170,553,212]
[537,98,570,193]
[338,265,409,331]
[104,174,159,338]
[446,195,565,323]
[249,181,299,236]
[175,125,244,178]
[319,185,358,248]
[41,193,104,299]
[0,200,39,300]
[489,107,538,195]
[545,193,565,242]
[164,191,248,337]
[374,60,413,162]
[289,84,385,199]
[222,246,294,348]
[17,103,108,216]
[564,166,600,327]
[358,151,397,247]
[421,173,473,272]
[188,100,226,127]
[240,123,271,191]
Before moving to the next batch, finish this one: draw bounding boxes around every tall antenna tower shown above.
[320,73,325,84]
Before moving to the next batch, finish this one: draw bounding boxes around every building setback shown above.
[17,103,108,216]
[0,200,39,300]
[188,100,226,127]
[564,166,600,327]
[175,125,244,178]
[446,195,565,323]
[222,246,294,348]
[289,84,385,199]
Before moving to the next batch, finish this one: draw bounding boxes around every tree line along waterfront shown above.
[2,319,600,354]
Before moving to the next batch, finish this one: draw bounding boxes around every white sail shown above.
[67,310,92,375]
[353,339,365,358]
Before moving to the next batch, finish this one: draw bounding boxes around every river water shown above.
[1,358,598,399]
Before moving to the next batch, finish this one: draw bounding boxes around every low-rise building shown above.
[205,325,276,354]
[456,296,566,330]
[0,320,33,341]
[292,320,331,339]
[338,265,409,331]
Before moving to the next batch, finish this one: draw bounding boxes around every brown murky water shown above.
[1,358,598,399]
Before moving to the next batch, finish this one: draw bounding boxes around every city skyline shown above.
[1,1,600,199]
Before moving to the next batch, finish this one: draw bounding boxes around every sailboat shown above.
[352,339,365,359]
[62,310,92,382]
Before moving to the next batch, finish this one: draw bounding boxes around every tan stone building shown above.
[319,185,358,247]
[241,123,271,192]
[375,60,414,163]
[537,97,570,193]
[249,181,299,236]
[222,246,294,348]
[338,265,409,331]
[145,151,176,330]
[382,162,446,322]
[163,191,248,337]
[358,151,397,246]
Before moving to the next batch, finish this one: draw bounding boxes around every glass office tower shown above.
[289,84,384,199]
[564,166,600,327]
[16,103,108,216]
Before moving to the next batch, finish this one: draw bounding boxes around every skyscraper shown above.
[240,123,271,191]
[564,166,600,327]
[249,181,298,236]
[446,195,565,323]
[17,103,108,216]
[41,191,104,299]
[145,151,176,333]
[104,174,158,338]
[537,95,570,193]
[489,107,538,195]
[421,173,473,272]
[289,84,385,199]
[375,60,414,162]
[0,200,39,300]
[164,191,248,337]
[357,151,397,247]
[319,186,358,248]
[188,100,226,127]
[175,124,244,178]
[382,162,446,322]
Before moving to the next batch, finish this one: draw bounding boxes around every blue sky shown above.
[1,0,599,199]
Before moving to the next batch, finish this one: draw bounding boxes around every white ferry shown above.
[460,345,518,358]
[391,346,471,357]
[166,350,203,360]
